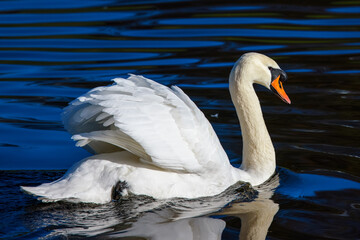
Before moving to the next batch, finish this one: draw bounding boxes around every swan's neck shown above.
[229,75,275,186]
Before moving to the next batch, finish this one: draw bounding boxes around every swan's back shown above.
[62,74,230,173]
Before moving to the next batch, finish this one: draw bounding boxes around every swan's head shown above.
[230,52,291,104]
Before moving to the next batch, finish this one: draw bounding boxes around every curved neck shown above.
[229,73,275,185]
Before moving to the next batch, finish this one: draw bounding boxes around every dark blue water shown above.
[1,0,360,239]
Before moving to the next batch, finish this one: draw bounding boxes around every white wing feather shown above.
[62,75,230,173]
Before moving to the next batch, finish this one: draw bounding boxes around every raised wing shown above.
[63,74,230,173]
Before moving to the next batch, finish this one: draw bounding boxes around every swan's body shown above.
[22,53,290,203]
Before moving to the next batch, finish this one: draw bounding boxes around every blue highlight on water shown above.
[159,17,360,26]
[122,28,360,39]
[0,39,223,49]
[328,6,360,13]
[274,49,360,56]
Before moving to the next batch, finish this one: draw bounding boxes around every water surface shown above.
[1,0,360,239]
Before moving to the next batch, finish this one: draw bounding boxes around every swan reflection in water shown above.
[32,174,279,240]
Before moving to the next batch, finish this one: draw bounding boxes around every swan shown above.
[21,52,290,204]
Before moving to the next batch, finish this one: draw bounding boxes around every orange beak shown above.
[271,75,291,104]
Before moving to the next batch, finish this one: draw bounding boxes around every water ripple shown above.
[0,51,159,62]
[0,12,138,24]
[121,28,360,39]
[0,39,223,49]
[328,6,360,13]
[158,17,360,26]
[0,26,96,37]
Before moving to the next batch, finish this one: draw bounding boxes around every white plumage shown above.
[65,74,230,173]
[22,53,290,203]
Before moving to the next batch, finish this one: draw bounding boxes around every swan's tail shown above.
[21,185,63,203]
[20,152,137,204]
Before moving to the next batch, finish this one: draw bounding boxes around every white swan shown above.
[22,52,290,204]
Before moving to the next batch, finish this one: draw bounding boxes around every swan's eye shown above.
[268,67,287,83]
